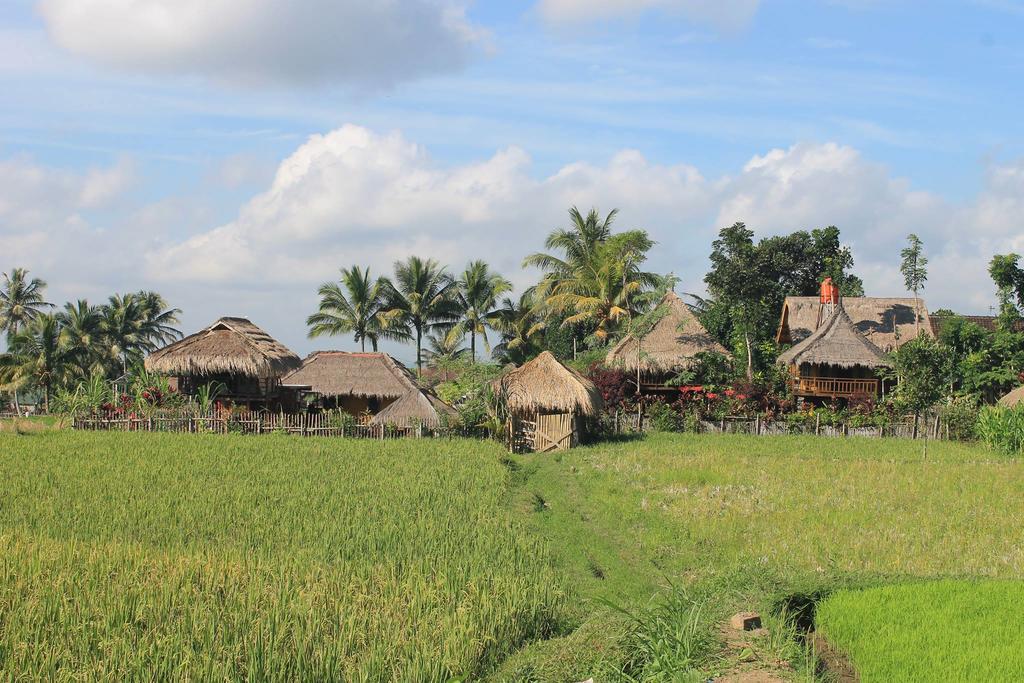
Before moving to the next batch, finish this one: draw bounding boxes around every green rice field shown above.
[2,429,1023,681]
[817,581,1024,682]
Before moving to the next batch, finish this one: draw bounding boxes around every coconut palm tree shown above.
[492,291,546,365]
[133,291,182,350]
[0,314,68,413]
[447,260,512,363]
[524,207,657,344]
[58,300,108,379]
[379,257,460,373]
[307,266,400,351]
[0,268,52,414]
[423,332,469,382]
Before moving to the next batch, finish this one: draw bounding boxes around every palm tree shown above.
[447,261,512,363]
[423,332,468,382]
[379,257,459,373]
[0,268,52,414]
[0,314,67,413]
[492,292,546,365]
[523,207,657,344]
[133,291,182,350]
[307,266,399,351]
[58,300,108,379]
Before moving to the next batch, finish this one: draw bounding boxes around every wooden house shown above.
[604,291,729,392]
[495,351,603,452]
[144,317,301,408]
[777,303,893,402]
[777,296,932,353]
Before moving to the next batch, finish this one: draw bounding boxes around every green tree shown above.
[307,266,399,352]
[423,332,469,382]
[57,300,107,379]
[0,268,52,414]
[448,261,512,363]
[900,234,928,334]
[0,314,68,413]
[492,292,546,365]
[988,254,1024,329]
[380,257,460,373]
[893,334,952,451]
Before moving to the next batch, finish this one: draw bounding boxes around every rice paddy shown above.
[2,430,1022,680]
[0,432,566,681]
[817,581,1024,681]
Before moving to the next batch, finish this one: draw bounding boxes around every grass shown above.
[0,431,567,681]
[817,580,1024,681]
[2,429,1022,680]
[497,433,1024,679]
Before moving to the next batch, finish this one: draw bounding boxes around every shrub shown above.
[940,395,981,441]
[977,405,1024,455]
[646,400,683,433]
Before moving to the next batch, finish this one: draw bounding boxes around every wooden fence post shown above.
[815,414,820,436]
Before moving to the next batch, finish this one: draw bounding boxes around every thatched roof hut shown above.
[777,296,931,353]
[280,351,419,399]
[605,291,729,374]
[496,351,603,417]
[998,385,1024,408]
[145,317,301,379]
[369,389,457,428]
[778,304,892,370]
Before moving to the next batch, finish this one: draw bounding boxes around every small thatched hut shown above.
[777,296,931,353]
[605,291,729,391]
[495,351,603,452]
[369,388,458,429]
[778,303,893,402]
[281,351,423,416]
[144,317,301,407]
[998,385,1024,408]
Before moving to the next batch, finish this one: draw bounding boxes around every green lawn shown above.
[817,581,1024,682]
[1,430,1021,681]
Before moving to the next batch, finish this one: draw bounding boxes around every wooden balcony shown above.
[792,376,880,399]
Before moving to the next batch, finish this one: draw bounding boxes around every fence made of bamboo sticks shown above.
[72,409,430,439]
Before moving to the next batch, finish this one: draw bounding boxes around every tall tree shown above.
[307,266,398,352]
[133,291,183,350]
[0,268,52,414]
[989,253,1024,328]
[492,292,546,365]
[58,300,107,379]
[525,207,657,345]
[900,234,928,334]
[448,261,512,362]
[380,257,459,373]
[0,314,67,413]
[423,332,469,382]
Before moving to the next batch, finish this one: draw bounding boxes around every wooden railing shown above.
[792,376,880,398]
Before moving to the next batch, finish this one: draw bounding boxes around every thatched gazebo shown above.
[778,303,893,402]
[369,389,458,429]
[495,351,603,452]
[280,351,422,417]
[144,317,301,407]
[605,291,729,391]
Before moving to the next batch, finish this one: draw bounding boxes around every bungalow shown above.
[777,295,932,353]
[144,317,301,408]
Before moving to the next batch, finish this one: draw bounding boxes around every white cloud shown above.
[37,0,486,88]
[536,0,760,29]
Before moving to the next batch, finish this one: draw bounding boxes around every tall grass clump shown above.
[977,405,1024,455]
[0,432,569,681]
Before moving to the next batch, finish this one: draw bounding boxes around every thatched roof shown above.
[369,389,457,428]
[605,291,729,373]
[777,296,931,353]
[280,351,419,399]
[999,385,1024,408]
[496,351,603,417]
[145,317,301,379]
[778,303,893,370]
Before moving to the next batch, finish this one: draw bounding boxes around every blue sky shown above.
[2,0,1023,360]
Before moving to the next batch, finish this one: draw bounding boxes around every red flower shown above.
[706,392,718,400]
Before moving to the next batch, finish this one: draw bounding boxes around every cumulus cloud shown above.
[144,125,1022,327]
[536,0,760,29]
[37,0,485,88]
